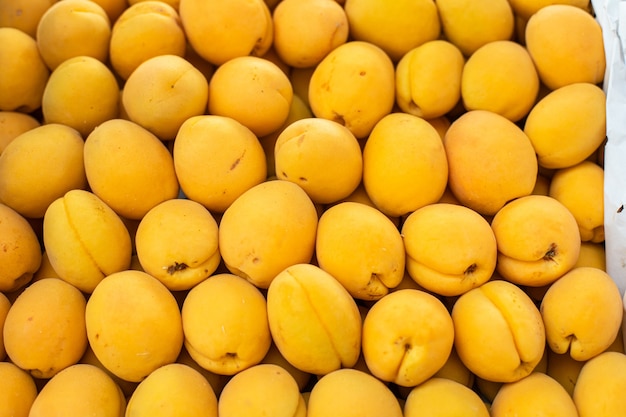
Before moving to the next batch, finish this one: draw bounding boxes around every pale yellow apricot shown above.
[274,117,362,204]
[0,111,40,155]
[0,203,42,293]
[491,195,581,287]
[344,0,441,62]
[273,0,348,68]
[208,56,293,137]
[491,372,578,417]
[0,0,56,37]
[573,351,626,416]
[0,123,87,219]
[509,0,590,20]
[0,28,49,113]
[84,118,180,220]
[308,40,395,139]
[123,54,208,140]
[125,363,218,417]
[3,278,87,379]
[525,4,604,90]
[110,1,187,80]
[267,263,362,375]
[524,83,606,169]
[541,267,623,361]
[219,364,306,417]
[0,362,37,417]
[436,0,515,56]
[36,0,111,70]
[574,241,606,270]
[363,112,448,217]
[404,377,490,417]
[443,110,538,216]
[362,289,454,387]
[179,0,273,65]
[307,368,403,417]
[182,273,271,375]
[402,203,497,297]
[0,292,9,361]
[218,180,318,288]
[452,280,546,383]
[28,364,126,417]
[43,189,132,293]
[395,40,464,119]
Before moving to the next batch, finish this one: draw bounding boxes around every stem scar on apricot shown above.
[543,243,559,263]
[166,261,188,274]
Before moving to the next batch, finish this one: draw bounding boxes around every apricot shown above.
[0,123,87,219]
[182,273,272,375]
[525,4,605,90]
[122,54,209,140]
[135,198,220,291]
[0,292,9,360]
[443,110,538,216]
[130,0,180,9]
[28,364,126,417]
[524,82,606,169]
[362,289,454,387]
[90,0,129,21]
[508,0,590,20]
[274,117,362,204]
[0,362,37,417]
[0,113,39,161]
[83,118,179,220]
[307,368,403,417]
[395,40,464,120]
[43,189,132,293]
[491,195,581,287]
[218,364,306,417]
[109,1,187,80]
[574,241,606,270]
[316,201,405,300]
[218,180,318,288]
[404,377,490,417]
[546,350,585,396]
[541,267,623,361]
[179,0,272,65]
[308,40,395,139]
[266,263,362,375]
[0,0,56,37]
[79,344,139,399]
[3,278,87,379]
[344,0,441,62]
[0,27,49,113]
[36,0,111,70]
[432,347,474,388]
[363,112,448,217]
[261,343,313,391]
[0,203,42,293]
[402,203,497,296]
[85,270,184,382]
[175,347,229,398]
[573,351,626,416]
[452,280,546,383]
[125,363,218,417]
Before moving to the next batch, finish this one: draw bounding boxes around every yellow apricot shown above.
[436,0,515,56]
[90,0,129,21]
[0,0,56,37]
[84,118,179,220]
[443,110,538,216]
[0,123,87,219]
[0,111,40,155]
[43,189,132,293]
[363,112,448,217]
[261,343,313,391]
[130,0,180,9]
[123,54,208,140]
[573,351,626,416]
[546,350,585,396]
[85,270,184,382]
[404,377,490,417]
[432,347,474,387]
[28,364,126,417]
[395,40,464,120]
[273,0,348,68]
[0,28,49,113]
[509,0,590,20]
[274,117,363,204]
[308,40,395,139]
[267,263,362,375]
[181,273,272,375]
[525,4,604,90]
[452,280,546,383]
[110,1,187,80]
[179,0,273,66]
[175,347,229,398]
[491,372,578,417]
[344,0,441,62]
[3,278,87,379]
[0,203,41,293]
[307,368,403,417]
[541,267,623,361]
[79,344,139,399]
[0,362,37,417]
[36,0,111,70]
[218,180,318,288]
[125,363,218,417]
[402,203,497,297]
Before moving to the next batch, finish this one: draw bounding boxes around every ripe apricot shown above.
[509,0,590,20]
[0,362,37,417]
[0,111,40,155]
[0,0,56,37]
[573,351,626,416]
[404,377,490,417]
